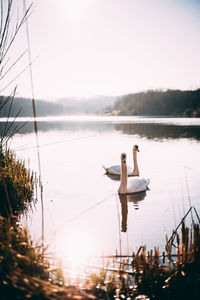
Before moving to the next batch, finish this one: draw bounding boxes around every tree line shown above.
[105,89,200,117]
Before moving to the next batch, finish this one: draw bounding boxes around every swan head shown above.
[133,144,139,152]
[121,153,126,164]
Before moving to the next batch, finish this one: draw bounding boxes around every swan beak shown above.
[134,145,140,152]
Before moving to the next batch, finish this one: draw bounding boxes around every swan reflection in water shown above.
[105,173,121,181]
[119,191,147,232]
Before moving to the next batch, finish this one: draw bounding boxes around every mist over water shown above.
[3,116,200,261]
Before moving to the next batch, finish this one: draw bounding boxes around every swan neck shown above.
[119,160,127,194]
[133,150,139,176]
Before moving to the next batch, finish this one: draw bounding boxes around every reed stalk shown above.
[86,221,200,299]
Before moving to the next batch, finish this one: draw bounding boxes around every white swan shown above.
[103,145,140,176]
[118,153,150,194]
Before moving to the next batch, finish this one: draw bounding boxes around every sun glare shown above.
[63,231,93,266]
[60,0,91,23]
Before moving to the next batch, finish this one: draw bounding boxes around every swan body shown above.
[103,145,140,176]
[103,164,133,176]
[125,177,150,194]
[118,153,150,194]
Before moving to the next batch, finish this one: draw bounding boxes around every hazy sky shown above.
[5,0,200,99]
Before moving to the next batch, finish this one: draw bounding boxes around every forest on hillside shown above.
[0,96,65,117]
[104,89,200,117]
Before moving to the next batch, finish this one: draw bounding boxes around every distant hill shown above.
[103,89,200,117]
[0,97,65,117]
[56,95,117,114]
[0,95,117,117]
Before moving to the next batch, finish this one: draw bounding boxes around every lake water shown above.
[2,116,200,265]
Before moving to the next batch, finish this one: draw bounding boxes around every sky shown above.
[3,0,200,99]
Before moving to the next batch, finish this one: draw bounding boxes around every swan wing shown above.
[106,165,121,175]
[127,177,150,193]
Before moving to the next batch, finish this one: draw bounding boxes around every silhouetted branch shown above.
[0,1,32,148]
[0,0,32,64]
[0,50,27,81]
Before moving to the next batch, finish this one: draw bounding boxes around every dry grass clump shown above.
[0,216,49,298]
[0,149,37,218]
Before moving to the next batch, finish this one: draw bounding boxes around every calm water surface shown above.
[4,116,200,262]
